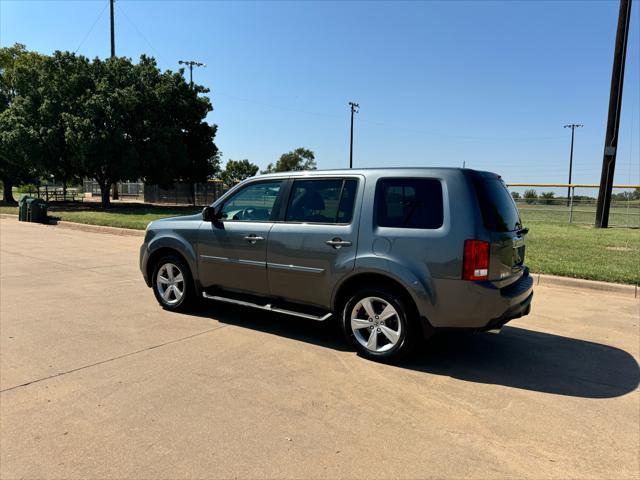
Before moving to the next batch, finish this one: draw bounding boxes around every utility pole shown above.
[178,60,206,89]
[595,0,632,228]
[110,0,115,58]
[563,124,583,205]
[349,102,359,169]
[178,60,206,206]
[110,0,118,200]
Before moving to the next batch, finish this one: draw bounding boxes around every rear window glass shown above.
[471,174,521,232]
[375,178,443,229]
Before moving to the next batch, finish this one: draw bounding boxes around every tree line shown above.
[0,44,318,207]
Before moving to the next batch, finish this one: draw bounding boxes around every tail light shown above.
[463,240,490,280]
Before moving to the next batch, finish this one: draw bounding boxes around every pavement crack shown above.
[0,325,227,394]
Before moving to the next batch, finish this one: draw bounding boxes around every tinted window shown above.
[221,181,282,221]
[375,178,443,229]
[470,174,521,232]
[286,179,358,224]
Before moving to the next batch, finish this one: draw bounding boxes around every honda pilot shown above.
[140,168,533,360]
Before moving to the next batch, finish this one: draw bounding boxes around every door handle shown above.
[325,238,352,249]
[243,234,264,244]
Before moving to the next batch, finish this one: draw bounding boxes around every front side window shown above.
[220,181,282,222]
[375,178,443,229]
[286,179,358,224]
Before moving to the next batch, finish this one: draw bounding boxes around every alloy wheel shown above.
[350,296,402,353]
[156,262,185,306]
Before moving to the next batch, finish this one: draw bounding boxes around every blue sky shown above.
[1,0,638,193]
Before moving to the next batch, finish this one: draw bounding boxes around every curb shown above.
[535,273,638,298]
[0,213,144,237]
[54,220,145,237]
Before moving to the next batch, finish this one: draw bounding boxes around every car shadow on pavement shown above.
[398,326,640,399]
[189,304,639,399]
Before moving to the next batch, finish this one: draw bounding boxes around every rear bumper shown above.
[420,267,534,329]
[478,290,533,331]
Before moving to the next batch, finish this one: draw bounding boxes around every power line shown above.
[118,2,161,58]
[73,2,108,54]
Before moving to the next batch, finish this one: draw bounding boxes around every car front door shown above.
[198,179,284,296]
[266,177,362,309]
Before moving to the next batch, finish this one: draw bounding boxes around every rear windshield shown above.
[470,173,521,232]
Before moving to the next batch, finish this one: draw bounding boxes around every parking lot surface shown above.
[1,217,639,479]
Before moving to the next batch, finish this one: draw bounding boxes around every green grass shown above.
[2,201,638,284]
[521,220,639,285]
[517,203,639,227]
[0,203,199,230]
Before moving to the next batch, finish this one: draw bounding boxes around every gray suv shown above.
[140,168,533,360]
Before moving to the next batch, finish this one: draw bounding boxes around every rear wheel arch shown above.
[333,272,434,341]
[333,273,415,315]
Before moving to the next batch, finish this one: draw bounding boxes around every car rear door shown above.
[266,176,362,309]
[198,179,285,296]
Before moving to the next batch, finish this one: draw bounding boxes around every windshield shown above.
[470,173,522,232]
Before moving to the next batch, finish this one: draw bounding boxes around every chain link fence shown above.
[507,184,640,228]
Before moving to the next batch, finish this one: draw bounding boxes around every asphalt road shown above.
[1,217,638,479]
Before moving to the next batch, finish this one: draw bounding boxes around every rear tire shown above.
[152,255,196,312]
[341,286,418,361]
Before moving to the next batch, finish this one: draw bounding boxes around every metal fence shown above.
[507,183,640,228]
[82,180,144,197]
[144,181,226,206]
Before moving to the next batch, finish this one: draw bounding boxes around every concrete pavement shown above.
[1,217,638,479]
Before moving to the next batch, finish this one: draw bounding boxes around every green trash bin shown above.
[27,198,48,223]
[18,195,31,222]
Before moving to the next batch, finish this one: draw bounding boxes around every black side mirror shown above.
[202,206,217,222]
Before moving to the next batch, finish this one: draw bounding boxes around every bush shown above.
[540,191,555,205]
[524,189,537,204]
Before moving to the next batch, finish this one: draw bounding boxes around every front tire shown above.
[341,286,418,361]
[152,255,195,312]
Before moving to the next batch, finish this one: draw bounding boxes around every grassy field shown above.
[1,201,638,284]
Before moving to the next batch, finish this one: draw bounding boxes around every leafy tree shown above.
[524,188,537,204]
[65,56,142,206]
[0,44,45,203]
[35,52,92,196]
[511,191,521,200]
[68,55,219,206]
[220,159,259,186]
[263,147,316,173]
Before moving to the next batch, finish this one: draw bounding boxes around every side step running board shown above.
[202,292,332,322]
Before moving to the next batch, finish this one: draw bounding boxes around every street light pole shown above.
[349,102,359,169]
[563,124,583,205]
[178,60,206,89]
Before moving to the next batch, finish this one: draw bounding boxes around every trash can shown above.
[18,195,31,222]
[27,198,48,223]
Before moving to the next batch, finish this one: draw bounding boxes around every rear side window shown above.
[375,178,443,229]
[470,173,521,232]
[286,179,358,224]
